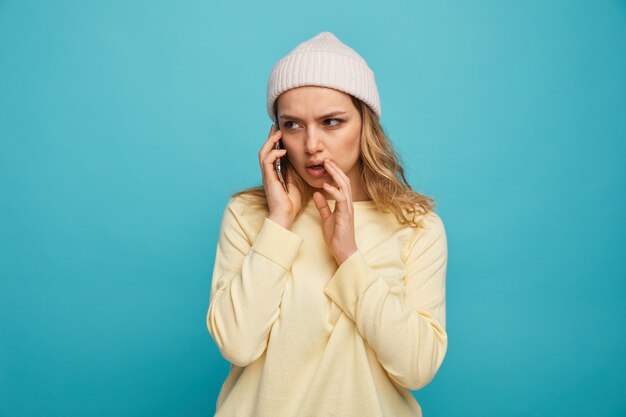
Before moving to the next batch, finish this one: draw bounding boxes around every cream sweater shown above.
[207,196,448,417]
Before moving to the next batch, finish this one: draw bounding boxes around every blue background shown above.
[1,0,625,416]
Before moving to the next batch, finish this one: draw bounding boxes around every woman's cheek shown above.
[283,140,302,159]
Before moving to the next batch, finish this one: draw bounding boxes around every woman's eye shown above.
[284,121,299,129]
[324,118,342,127]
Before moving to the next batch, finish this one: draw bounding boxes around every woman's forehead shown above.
[277,86,355,117]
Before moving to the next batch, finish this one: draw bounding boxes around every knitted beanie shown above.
[266,31,381,122]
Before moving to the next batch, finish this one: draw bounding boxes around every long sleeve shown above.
[207,200,303,367]
[323,211,448,390]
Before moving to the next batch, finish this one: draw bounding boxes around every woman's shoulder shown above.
[375,202,445,233]
[398,209,447,258]
[224,193,268,218]
[219,193,269,236]
[419,209,445,232]
[409,210,447,249]
[412,209,446,241]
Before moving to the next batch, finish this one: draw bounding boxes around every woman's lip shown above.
[306,161,325,168]
[306,166,327,178]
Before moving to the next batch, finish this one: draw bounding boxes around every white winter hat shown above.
[266,31,381,122]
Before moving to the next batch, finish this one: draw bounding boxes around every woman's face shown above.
[276,86,367,200]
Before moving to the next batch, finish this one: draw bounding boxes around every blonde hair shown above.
[233,96,436,228]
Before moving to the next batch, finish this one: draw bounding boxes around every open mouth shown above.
[306,162,327,177]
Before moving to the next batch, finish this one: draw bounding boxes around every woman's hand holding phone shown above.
[259,124,302,230]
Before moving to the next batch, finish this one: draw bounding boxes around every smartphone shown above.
[274,120,288,193]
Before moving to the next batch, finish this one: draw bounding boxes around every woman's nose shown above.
[304,128,323,154]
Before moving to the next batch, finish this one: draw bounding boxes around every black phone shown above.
[274,119,288,193]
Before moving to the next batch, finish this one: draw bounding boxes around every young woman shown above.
[207,32,448,417]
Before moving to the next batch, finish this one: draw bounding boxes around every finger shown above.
[322,182,347,205]
[260,126,282,158]
[324,159,352,200]
[323,160,353,214]
[312,191,332,222]
[262,149,287,174]
[327,160,352,195]
[261,150,287,191]
[258,126,283,163]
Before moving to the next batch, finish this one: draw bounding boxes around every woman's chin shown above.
[302,176,328,190]
[296,170,328,188]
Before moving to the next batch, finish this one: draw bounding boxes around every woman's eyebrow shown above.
[279,110,347,121]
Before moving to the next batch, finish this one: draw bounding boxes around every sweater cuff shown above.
[324,250,379,321]
[251,218,303,270]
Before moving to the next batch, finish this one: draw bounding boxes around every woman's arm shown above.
[324,212,448,390]
[207,199,303,367]
[208,125,305,366]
